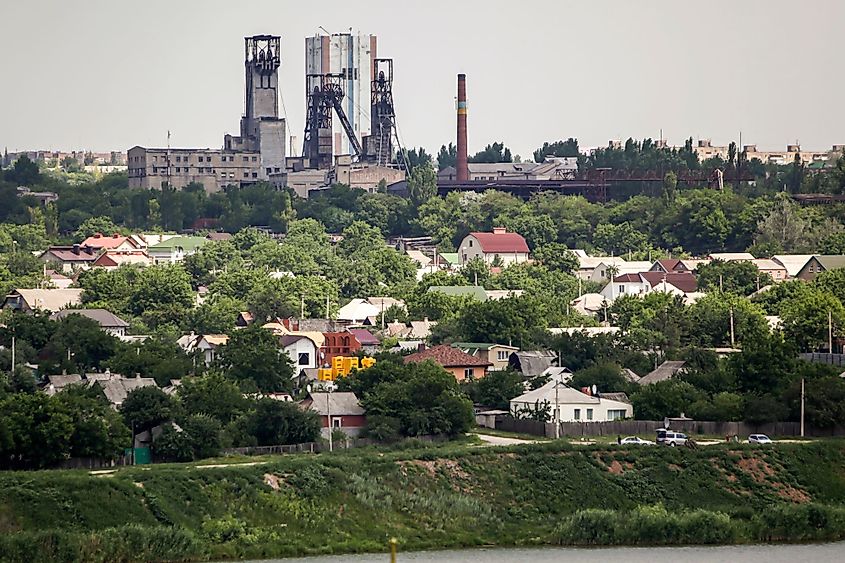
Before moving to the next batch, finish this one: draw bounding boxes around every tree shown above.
[686,292,769,348]
[533,243,579,274]
[569,362,631,394]
[360,360,474,437]
[153,424,194,462]
[181,414,223,459]
[6,155,40,185]
[129,264,194,328]
[464,369,525,410]
[120,386,178,433]
[696,259,771,296]
[74,215,123,241]
[0,393,74,469]
[533,139,579,163]
[178,372,245,423]
[216,324,293,392]
[437,143,457,171]
[239,398,320,446]
[407,163,437,207]
[54,385,130,459]
[780,287,845,350]
[403,147,432,172]
[753,194,813,253]
[468,142,513,163]
[662,171,677,205]
[630,380,706,420]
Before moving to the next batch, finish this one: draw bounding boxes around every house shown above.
[427,285,488,301]
[485,289,525,300]
[321,331,361,364]
[348,328,380,354]
[637,360,686,385]
[90,375,158,408]
[177,334,229,366]
[336,299,381,325]
[403,344,491,381]
[795,255,845,281]
[649,258,711,274]
[451,342,520,371]
[279,334,320,371]
[458,227,529,266]
[147,236,207,263]
[92,250,153,269]
[509,381,633,422]
[51,309,130,337]
[575,256,626,281]
[45,269,73,289]
[508,350,557,377]
[300,392,366,438]
[640,271,698,295]
[600,273,651,301]
[771,255,814,278]
[548,326,620,337]
[42,374,83,396]
[38,245,100,272]
[3,288,84,313]
[707,252,754,262]
[236,311,254,327]
[588,261,652,284]
[751,259,788,282]
[570,293,606,315]
[81,233,140,252]
[206,232,233,242]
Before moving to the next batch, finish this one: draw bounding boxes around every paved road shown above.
[471,433,537,446]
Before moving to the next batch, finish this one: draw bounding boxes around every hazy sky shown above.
[2,0,844,158]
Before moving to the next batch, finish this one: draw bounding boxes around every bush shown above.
[153,424,194,462]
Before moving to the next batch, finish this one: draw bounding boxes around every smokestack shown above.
[456,73,468,182]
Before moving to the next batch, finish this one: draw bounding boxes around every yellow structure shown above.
[317,356,376,381]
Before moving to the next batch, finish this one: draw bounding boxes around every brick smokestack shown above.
[456,73,468,182]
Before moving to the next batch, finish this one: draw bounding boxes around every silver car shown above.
[655,428,689,447]
[748,434,772,444]
[621,436,654,446]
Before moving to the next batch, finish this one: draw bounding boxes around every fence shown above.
[494,416,845,439]
[800,353,845,367]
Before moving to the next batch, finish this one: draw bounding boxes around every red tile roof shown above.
[43,246,99,262]
[655,258,682,272]
[82,233,136,250]
[612,273,643,283]
[640,271,698,293]
[404,344,492,367]
[469,230,529,253]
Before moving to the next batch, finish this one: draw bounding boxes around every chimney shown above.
[93,233,102,239]
[72,244,80,255]
[456,73,468,182]
[417,342,426,352]
[492,226,506,235]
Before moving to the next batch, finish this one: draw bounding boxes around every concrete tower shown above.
[225,35,286,180]
[305,31,376,156]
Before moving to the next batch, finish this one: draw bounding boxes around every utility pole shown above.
[729,306,735,348]
[719,274,723,292]
[10,335,15,374]
[325,295,330,320]
[800,378,805,438]
[829,309,834,353]
[327,390,333,452]
[554,379,560,440]
[301,295,305,319]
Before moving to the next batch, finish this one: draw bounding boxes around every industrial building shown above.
[128,35,287,192]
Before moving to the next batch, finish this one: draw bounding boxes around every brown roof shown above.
[656,259,682,272]
[613,273,643,283]
[51,308,129,328]
[404,344,492,368]
[469,230,529,253]
[206,232,233,241]
[43,246,99,262]
[640,271,698,293]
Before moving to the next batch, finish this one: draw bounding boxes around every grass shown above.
[3,440,845,562]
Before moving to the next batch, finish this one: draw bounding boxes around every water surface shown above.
[250,542,845,562]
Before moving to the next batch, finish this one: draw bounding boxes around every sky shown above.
[1,0,844,159]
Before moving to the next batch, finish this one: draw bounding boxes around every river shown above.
[249,542,845,563]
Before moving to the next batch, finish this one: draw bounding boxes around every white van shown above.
[655,428,689,447]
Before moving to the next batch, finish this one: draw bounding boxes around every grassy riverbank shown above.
[3,440,845,562]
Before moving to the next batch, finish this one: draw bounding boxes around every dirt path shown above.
[471,433,538,446]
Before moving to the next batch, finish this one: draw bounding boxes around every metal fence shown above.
[495,416,845,439]
[800,353,845,367]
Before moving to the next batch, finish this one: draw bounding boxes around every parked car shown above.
[655,428,689,447]
[748,434,773,444]
[621,436,653,446]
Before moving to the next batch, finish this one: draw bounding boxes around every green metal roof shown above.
[439,253,459,265]
[427,285,488,301]
[148,236,208,251]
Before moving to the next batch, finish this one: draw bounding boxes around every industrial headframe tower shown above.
[303,58,406,170]
[224,35,286,177]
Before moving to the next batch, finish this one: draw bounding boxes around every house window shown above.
[298,352,310,366]
[332,418,342,428]
[468,240,473,247]
[587,408,594,421]
[464,368,473,379]
[244,172,249,178]
[252,172,258,178]
[251,156,257,162]
[496,350,508,361]
[618,285,625,293]
[574,408,581,420]
[607,409,627,421]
